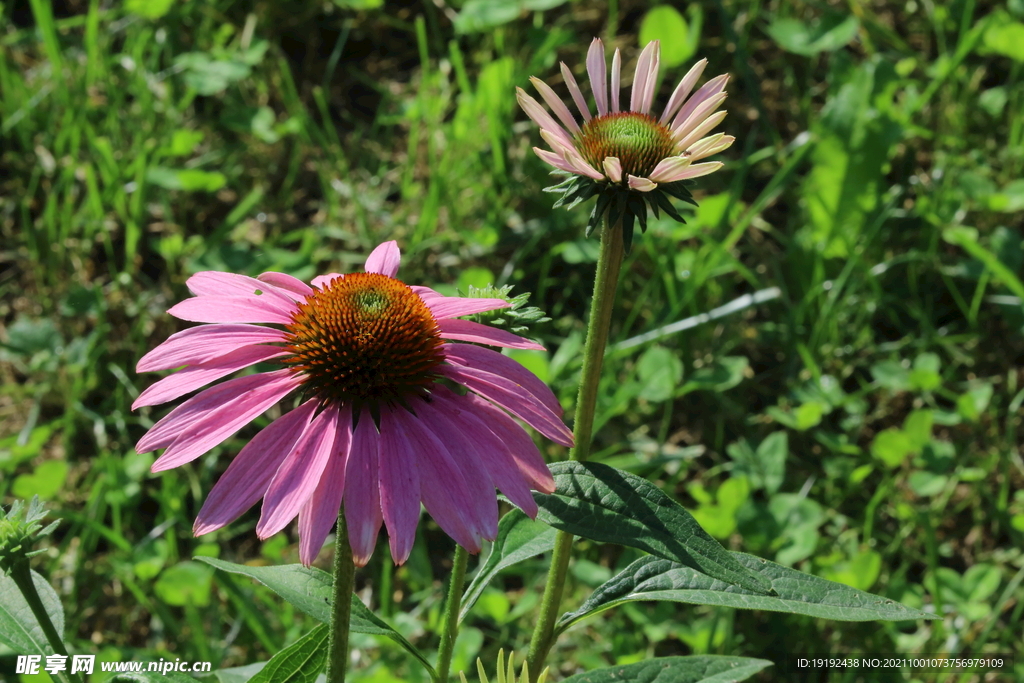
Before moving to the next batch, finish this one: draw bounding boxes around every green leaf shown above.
[943,226,1024,299]
[871,360,910,391]
[983,17,1024,61]
[154,561,214,606]
[903,410,933,450]
[558,553,937,631]
[248,625,328,683]
[559,655,773,682]
[146,167,227,193]
[870,428,916,468]
[678,356,748,396]
[454,0,522,33]
[956,382,994,422]
[460,509,557,623]
[534,462,774,594]
[12,459,68,499]
[197,558,435,677]
[124,0,175,19]
[636,345,684,402]
[909,352,942,391]
[766,14,860,56]
[639,6,695,67]
[727,432,787,495]
[802,61,901,258]
[0,570,65,657]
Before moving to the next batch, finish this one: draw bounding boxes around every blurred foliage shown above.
[1,0,1023,681]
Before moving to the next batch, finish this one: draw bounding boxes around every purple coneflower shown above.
[517,38,733,246]
[133,242,571,566]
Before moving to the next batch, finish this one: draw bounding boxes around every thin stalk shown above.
[435,544,470,682]
[326,510,356,683]
[8,562,83,683]
[526,218,625,678]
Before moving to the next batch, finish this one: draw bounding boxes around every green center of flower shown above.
[283,273,444,405]
[575,112,675,180]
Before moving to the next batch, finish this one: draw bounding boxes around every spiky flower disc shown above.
[517,38,734,248]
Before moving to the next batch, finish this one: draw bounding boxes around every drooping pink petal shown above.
[298,402,353,566]
[257,404,342,539]
[137,324,287,373]
[437,319,544,350]
[364,241,402,278]
[530,77,581,135]
[414,398,498,541]
[610,48,622,112]
[562,149,605,180]
[443,343,562,415]
[671,161,725,180]
[377,406,421,564]
[168,296,295,325]
[133,345,288,409]
[627,175,658,192]
[194,399,318,535]
[345,408,384,566]
[671,74,729,131]
[648,156,692,184]
[137,369,300,454]
[186,272,298,310]
[258,272,314,299]
[389,407,483,552]
[660,58,708,124]
[675,110,728,153]
[457,390,555,494]
[149,369,300,472]
[672,93,728,146]
[603,157,623,183]
[311,273,344,290]
[539,128,577,157]
[516,88,575,150]
[686,133,734,162]
[630,41,659,113]
[429,388,538,517]
[559,62,592,122]
[534,147,577,173]
[437,364,573,447]
[425,296,510,320]
[586,38,608,116]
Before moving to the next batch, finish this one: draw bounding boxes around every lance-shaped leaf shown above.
[460,509,557,623]
[0,570,65,657]
[560,655,772,682]
[559,554,938,631]
[534,462,773,594]
[198,558,436,678]
[248,624,328,683]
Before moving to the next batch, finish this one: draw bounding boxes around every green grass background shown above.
[1,0,1023,681]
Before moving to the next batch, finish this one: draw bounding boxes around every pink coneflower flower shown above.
[133,242,572,566]
[517,38,734,246]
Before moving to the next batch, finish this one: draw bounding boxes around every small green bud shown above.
[0,496,59,575]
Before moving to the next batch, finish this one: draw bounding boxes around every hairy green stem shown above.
[435,544,470,682]
[326,510,355,683]
[8,562,83,683]
[527,218,625,678]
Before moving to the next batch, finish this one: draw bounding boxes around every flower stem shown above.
[435,544,470,683]
[526,218,625,678]
[8,562,83,683]
[326,509,355,683]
